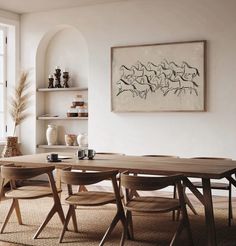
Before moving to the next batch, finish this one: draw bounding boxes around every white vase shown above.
[77,133,88,147]
[46,125,57,145]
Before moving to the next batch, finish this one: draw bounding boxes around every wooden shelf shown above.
[37,87,88,92]
[37,116,88,120]
[37,144,79,149]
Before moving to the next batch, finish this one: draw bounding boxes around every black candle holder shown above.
[48,77,54,88]
[62,72,70,88]
[54,68,62,88]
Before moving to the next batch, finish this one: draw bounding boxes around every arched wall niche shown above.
[36,24,89,89]
[35,25,89,152]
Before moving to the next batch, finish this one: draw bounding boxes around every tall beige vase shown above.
[1,136,22,157]
[46,124,57,145]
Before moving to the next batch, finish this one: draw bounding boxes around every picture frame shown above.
[111,40,206,112]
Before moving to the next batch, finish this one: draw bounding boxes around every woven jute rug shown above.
[0,196,236,246]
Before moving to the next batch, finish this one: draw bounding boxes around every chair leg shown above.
[0,177,5,202]
[14,199,23,225]
[181,205,194,245]
[71,205,78,233]
[33,203,62,239]
[172,185,177,221]
[59,205,75,243]
[99,212,120,246]
[228,184,233,227]
[183,187,198,215]
[78,185,88,192]
[130,174,139,198]
[177,183,194,246]
[77,170,88,192]
[126,210,134,240]
[176,186,197,221]
[118,211,129,246]
[170,220,184,246]
[176,209,181,221]
[0,199,20,233]
[117,173,124,198]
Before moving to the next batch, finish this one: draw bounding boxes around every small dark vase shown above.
[1,136,22,157]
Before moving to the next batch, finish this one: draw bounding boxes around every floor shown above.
[0,188,235,246]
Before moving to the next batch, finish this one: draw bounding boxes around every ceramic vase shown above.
[46,124,57,145]
[1,136,22,157]
[77,133,88,147]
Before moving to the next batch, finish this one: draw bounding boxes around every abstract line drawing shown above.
[116,59,200,99]
[111,41,205,112]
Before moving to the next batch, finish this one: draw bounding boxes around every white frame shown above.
[0,25,7,141]
[111,40,206,112]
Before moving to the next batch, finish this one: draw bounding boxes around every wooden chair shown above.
[0,164,65,238]
[59,168,127,245]
[77,152,125,192]
[142,155,197,220]
[137,155,179,199]
[191,157,233,226]
[121,172,194,245]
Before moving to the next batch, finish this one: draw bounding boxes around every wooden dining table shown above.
[1,152,236,246]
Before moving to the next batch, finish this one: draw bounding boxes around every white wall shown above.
[20,0,236,159]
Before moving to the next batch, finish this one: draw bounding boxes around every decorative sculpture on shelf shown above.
[48,75,54,88]
[54,66,62,88]
[62,71,70,88]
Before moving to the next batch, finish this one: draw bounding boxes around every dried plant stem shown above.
[10,71,31,136]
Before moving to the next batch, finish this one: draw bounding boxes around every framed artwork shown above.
[111,40,206,112]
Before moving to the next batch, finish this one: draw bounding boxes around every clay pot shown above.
[65,134,77,146]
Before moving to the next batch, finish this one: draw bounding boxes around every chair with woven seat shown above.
[0,164,65,238]
[59,168,127,245]
[191,157,233,226]
[120,172,193,245]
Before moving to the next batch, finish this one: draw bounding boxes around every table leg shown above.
[202,178,217,246]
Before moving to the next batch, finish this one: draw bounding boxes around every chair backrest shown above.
[96,152,125,156]
[142,155,179,158]
[121,173,183,191]
[61,169,119,186]
[1,164,55,180]
[192,157,231,160]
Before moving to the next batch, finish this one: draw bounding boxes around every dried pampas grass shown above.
[10,71,32,136]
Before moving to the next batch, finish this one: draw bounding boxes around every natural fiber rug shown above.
[0,195,236,246]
